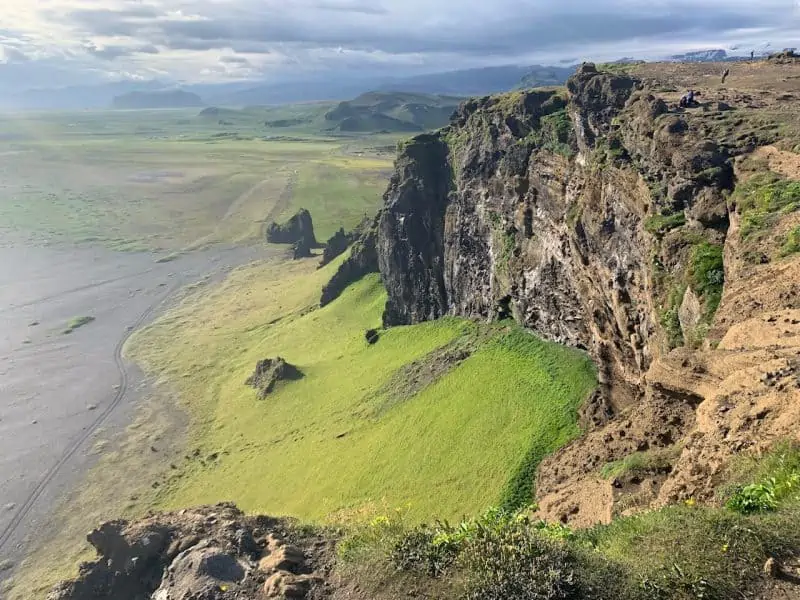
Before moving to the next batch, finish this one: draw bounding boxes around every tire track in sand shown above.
[260,170,297,240]
[0,281,180,554]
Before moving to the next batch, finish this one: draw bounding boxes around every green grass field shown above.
[128,257,596,522]
[0,108,397,250]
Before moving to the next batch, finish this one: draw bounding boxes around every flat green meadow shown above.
[0,108,395,249]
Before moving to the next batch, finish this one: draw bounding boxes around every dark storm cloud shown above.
[164,11,773,56]
[63,2,790,60]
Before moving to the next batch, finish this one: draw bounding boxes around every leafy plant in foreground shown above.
[726,443,800,514]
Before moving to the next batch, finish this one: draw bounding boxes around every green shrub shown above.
[348,482,800,600]
[780,225,800,257]
[390,506,531,576]
[391,526,454,576]
[726,444,800,514]
[726,481,780,514]
[337,510,411,564]
[684,322,711,350]
[520,109,575,157]
[539,109,575,157]
[566,202,583,227]
[644,212,686,237]
[734,172,800,239]
[389,507,626,600]
[658,285,686,349]
[694,166,726,187]
[689,243,724,321]
[584,504,800,600]
[460,527,582,600]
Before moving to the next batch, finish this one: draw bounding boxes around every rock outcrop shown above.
[368,62,800,524]
[319,218,373,268]
[48,504,331,600]
[292,238,313,260]
[319,228,353,267]
[246,357,303,399]
[320,215,380,306]
[266,209,318,249]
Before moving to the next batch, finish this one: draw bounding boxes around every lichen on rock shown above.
[245,357,303,399]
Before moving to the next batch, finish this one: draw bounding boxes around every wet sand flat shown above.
[0,242,274,577]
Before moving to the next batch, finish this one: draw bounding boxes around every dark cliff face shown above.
[378,134,452,326]
[376,63,737,404]
[320,215,380,306]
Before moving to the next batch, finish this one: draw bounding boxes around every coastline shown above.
[0,241,278,598]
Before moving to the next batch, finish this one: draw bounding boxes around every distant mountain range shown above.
[0,51,773,111]
[377,65,573,97]
[112,90,205,109]
[0,64,574,111]
[670,49,730,62]
[322,91,463,132]
[206,65,575,107]
[668,49,774,63]
[198,91,463,134]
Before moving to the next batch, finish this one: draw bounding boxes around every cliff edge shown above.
[370,61,800,525]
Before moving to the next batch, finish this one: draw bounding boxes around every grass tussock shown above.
[688,242,725,322]
[734,172,800,239]
[780,225,800,257]
[62,315,95,334]
[644,211,686,237]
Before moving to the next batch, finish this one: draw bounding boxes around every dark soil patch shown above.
[371,340,475,417]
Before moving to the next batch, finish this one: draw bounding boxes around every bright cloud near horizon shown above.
[0,0,798,88]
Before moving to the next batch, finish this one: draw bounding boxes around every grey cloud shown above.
[10,0,799,88]
[309,0,388,15]
[147,9,778,57]
[65,7,161,37]
[63,2,792,61]
[220,55,251,65]
[84,42,159,60]
[1,45,31,63]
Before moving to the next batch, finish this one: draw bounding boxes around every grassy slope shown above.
[128,259,596,522]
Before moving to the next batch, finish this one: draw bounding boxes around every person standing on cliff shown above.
[680,89,697,108]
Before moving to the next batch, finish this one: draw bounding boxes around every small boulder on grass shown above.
[245,357,303,399]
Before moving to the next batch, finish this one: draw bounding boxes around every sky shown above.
[0,0,798,89]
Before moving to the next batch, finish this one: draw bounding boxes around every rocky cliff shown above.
[372,62,800,525]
